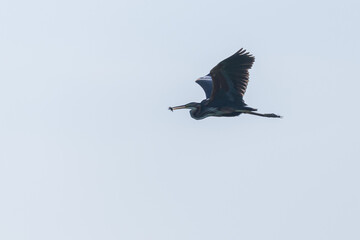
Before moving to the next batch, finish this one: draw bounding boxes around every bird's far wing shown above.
[195,74,213,99]
[209,48,255,103]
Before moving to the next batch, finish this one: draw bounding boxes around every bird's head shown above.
[169,101,218,120]
[168,102,200,111]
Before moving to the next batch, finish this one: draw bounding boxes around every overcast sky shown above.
[1,0,360,239]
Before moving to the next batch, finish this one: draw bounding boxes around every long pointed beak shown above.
[169,105,187,112]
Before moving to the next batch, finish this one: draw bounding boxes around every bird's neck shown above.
[190,104,208,120]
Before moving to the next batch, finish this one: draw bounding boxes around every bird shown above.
[169,48,282,120]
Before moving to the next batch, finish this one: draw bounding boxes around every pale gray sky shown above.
[1,0,359,239]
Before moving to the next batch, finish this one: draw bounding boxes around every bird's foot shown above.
[264,113,282,118]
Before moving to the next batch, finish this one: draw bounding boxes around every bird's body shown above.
[169,49,281,120]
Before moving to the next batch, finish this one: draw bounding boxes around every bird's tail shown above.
[242,106,257,111]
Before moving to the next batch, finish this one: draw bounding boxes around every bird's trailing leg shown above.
[236,110,282,118]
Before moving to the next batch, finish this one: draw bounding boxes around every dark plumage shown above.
[169,49,281,120]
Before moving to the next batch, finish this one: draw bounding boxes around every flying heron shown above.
[169,48,282,120]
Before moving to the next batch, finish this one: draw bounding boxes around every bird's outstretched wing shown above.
[209,48,255,104]
[195,74,213,99]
